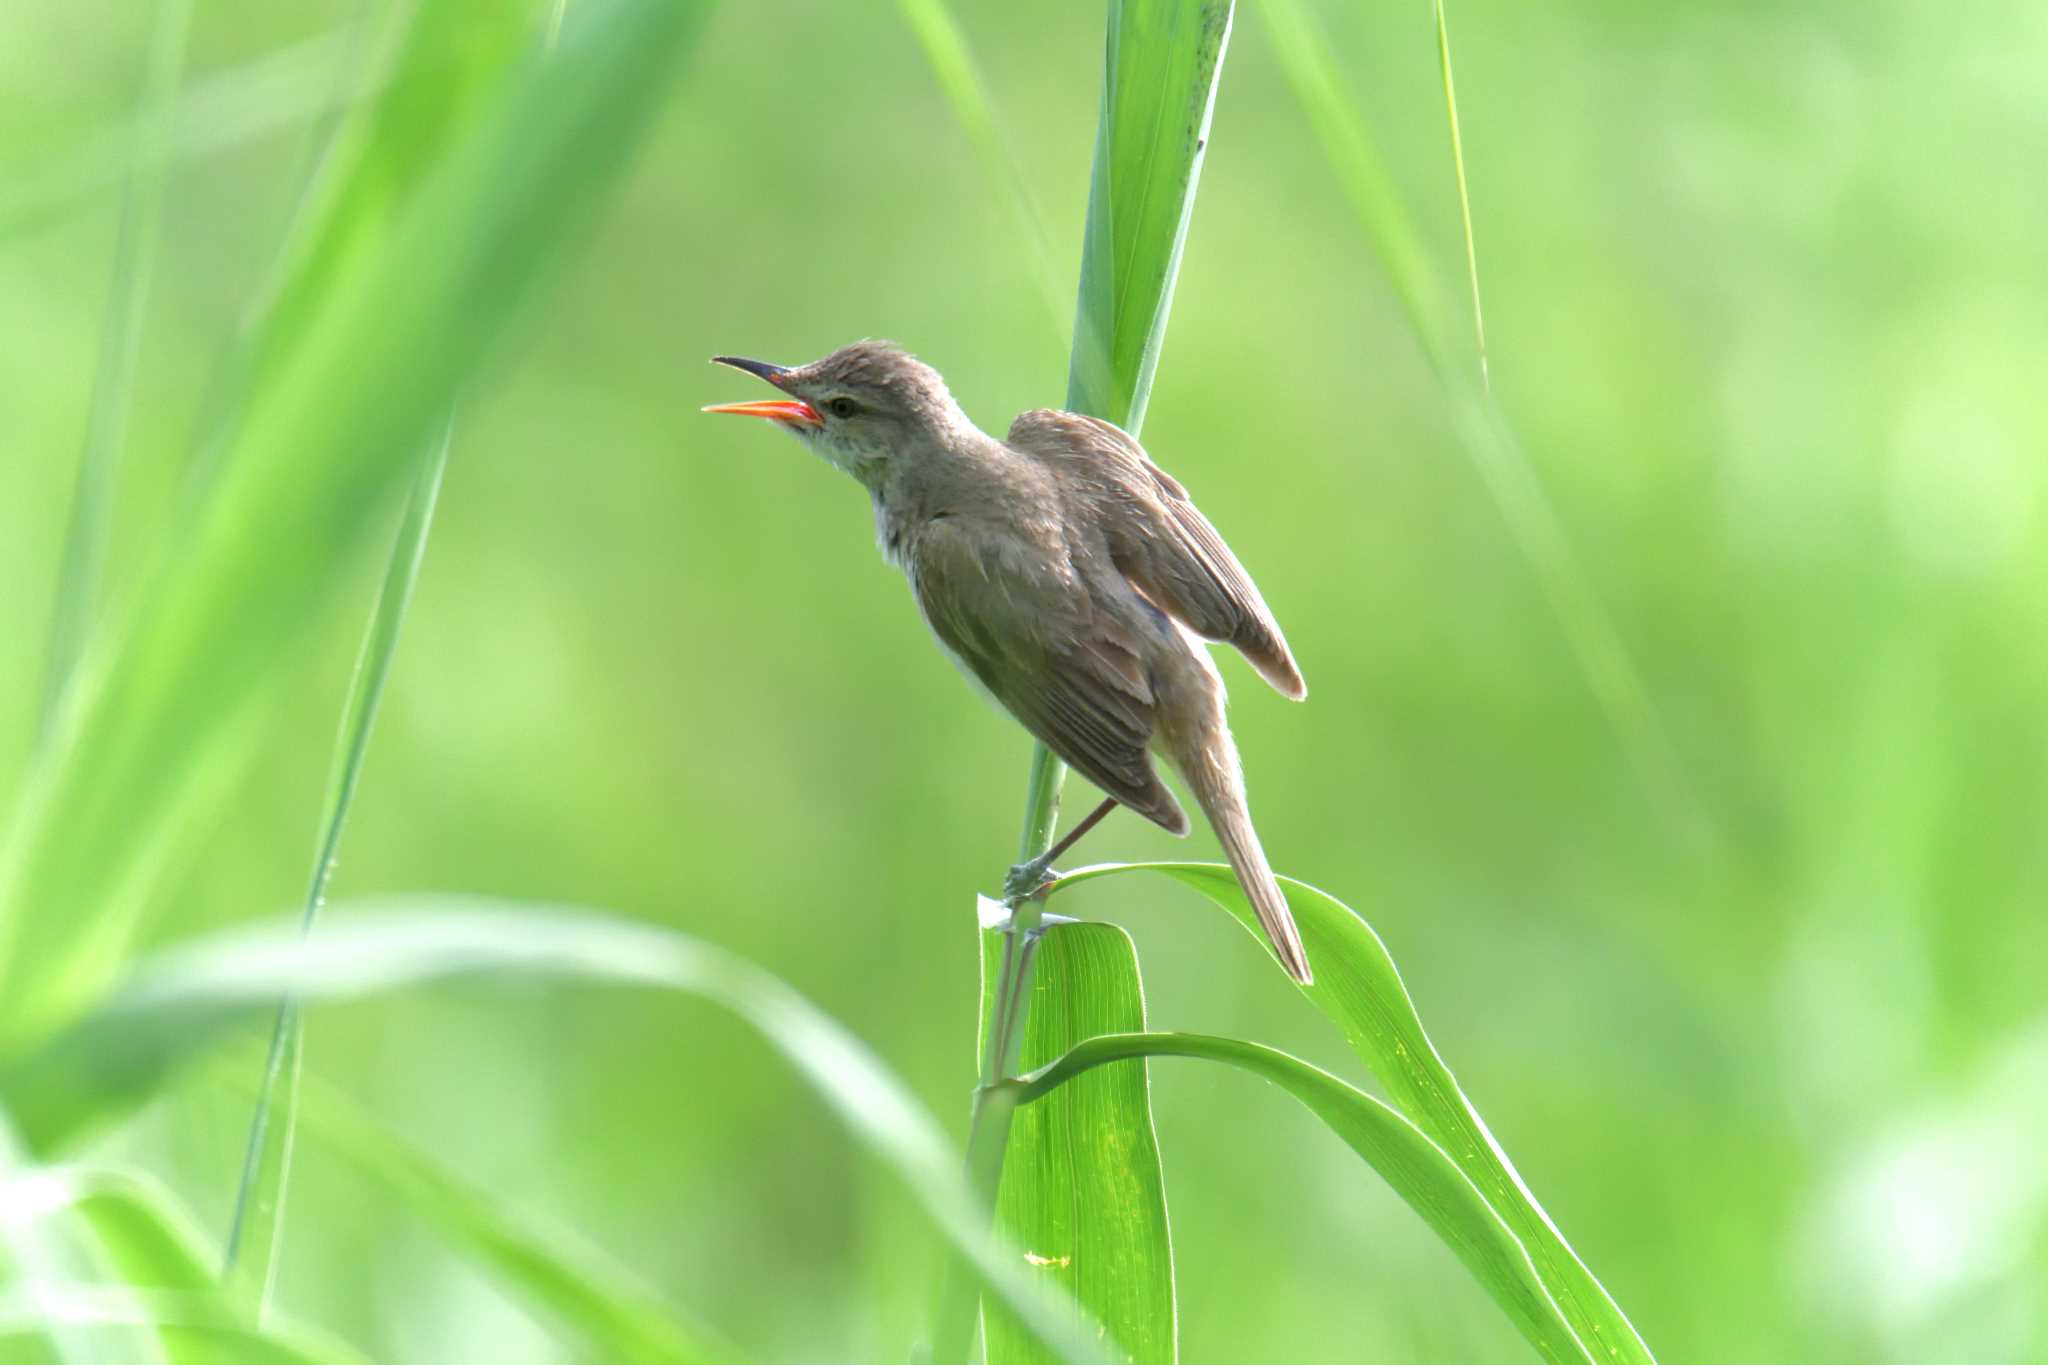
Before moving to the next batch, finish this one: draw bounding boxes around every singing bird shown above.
[705,342,1313,983]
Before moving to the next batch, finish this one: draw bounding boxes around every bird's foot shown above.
[1003,854,1058,904]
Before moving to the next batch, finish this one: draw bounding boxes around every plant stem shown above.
[977,743,1067,1157]
[931,743,1066,1361]
[221,425,448,1313]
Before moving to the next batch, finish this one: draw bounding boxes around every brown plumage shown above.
[705,341,1313,983]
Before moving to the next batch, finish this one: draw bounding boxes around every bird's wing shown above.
[908,515,1189,835]
[1006,409,1306,699]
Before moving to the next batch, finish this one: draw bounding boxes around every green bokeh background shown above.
[6,0,2047,1360]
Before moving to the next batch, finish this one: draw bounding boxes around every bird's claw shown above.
[1003,854,1057,903]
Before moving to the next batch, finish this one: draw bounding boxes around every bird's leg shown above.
[1003,797,1119,902]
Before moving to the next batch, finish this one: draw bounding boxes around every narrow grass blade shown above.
[1047,862,1657,1365]
[1013,1032,1592,1364]
[980,923,1173,1364]
[222,425,450,1312]
[895,0,1065,339]
[0,0,714,1046]
[1434,0,1488,388]
[2,1164,364,1364]
[0,904,1116,1365]
[235,1064,751,1364]
[1258,0,1711,849]
[37,0,193,740]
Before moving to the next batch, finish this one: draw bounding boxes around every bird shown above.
[703,341,1313,984]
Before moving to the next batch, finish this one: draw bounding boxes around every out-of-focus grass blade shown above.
[1257,0,1710,849]
[37,0,192,739]
[184,0,534,503]
[0,1114,161,1365]
[1068,0,1235,432]
[980,922,1173,1364]
[0,903,1115,1365]
[45,1170,211,1296]
[1434,0,1487,387]
[0,30,364,239]
[230,2,541,414]
[0,1294,363,1365]
[895,0,1065,340]
[222,427,449,1312]
[0,0,714,1047]
[224,0,572,1318]
[1048,863,1657,1365]
[4,1164,364,1364]
[1013,1032,1592,1365]
[244,1064,751,1364]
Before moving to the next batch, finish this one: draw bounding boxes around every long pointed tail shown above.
[1180,731,1314,985]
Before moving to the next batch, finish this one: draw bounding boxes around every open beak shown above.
[704,355,822,429]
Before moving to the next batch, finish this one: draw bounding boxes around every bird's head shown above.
[704,341,962,488]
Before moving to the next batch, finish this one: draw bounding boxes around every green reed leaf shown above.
[1048,862,1657,1364]
[1015,1031,1592,1364]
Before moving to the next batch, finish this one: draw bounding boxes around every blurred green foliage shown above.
[3,0,2046,1360]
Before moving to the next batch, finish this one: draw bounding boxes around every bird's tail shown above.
[1182,733,1313,985]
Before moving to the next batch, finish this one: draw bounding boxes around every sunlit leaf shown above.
[981,922,1173,1364]
[1068,0,1235,433]
[1048,863,1657,1364]
[1015,1031,1594,1364]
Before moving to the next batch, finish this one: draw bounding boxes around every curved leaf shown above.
[1046,863,1656,1364]
[1013,1031,1590,1365]
[0,903,1114,1365]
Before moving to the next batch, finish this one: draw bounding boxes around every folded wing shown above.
[1006,409,1306,700]
[908,517,1189,835]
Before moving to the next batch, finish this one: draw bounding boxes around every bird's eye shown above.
[824,397,860,420]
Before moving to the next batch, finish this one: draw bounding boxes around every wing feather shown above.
[1006,409,1306,699]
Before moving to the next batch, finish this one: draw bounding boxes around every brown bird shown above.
[705,341,1313,983]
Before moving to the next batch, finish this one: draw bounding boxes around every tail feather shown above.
[1185,748,1313,985]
